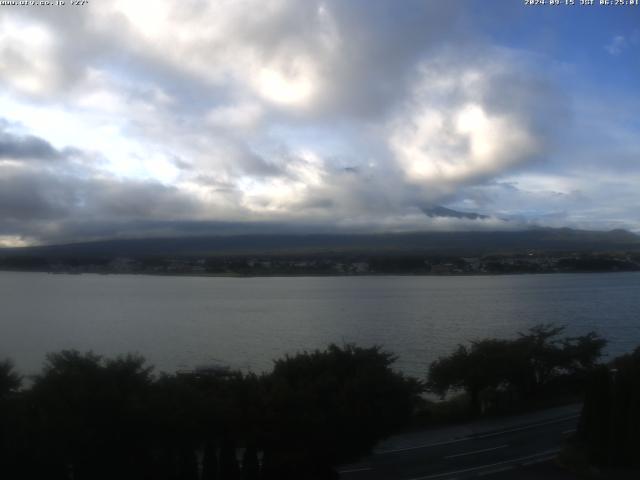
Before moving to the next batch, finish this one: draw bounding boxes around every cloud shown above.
[0,128,62,161]
[605,30,640,56]
[0,163,213,244]
[0,165,75,222]
[388,48,565,204]
[3,1,461,117]
[0,14,60,96]
[606,35,627,56]
[0,1,638,244]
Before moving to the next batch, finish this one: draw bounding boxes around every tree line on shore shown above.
[1,324,638,479]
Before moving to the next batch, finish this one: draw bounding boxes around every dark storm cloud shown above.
[0,165,197,221]
[0,122,89,166]
[172,157,193,171]
[0,128,61,161]
[20,219,337,245]
[0,168,75,221]
[84,179,202,219]
[316,0,463,117]
[0,142,211,244]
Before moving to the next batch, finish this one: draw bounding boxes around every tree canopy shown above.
[578,347,640,468]
[427,324,607,415]
[0,345,422,480]
[0,359,21,400]
[262,344,423,477]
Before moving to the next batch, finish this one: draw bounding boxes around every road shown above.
[338,405,581,480]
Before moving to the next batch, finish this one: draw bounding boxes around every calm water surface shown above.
[1,271,639,378]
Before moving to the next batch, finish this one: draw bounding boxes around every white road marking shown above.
[376,415,579,454]
[337,466,373,474]
[562,428,576,435]
[444,444,508,459]
[406,449,560,480]
[522,456,555,467]
[477,466,514,476]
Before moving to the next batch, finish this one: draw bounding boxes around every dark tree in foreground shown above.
[0,344,421,480]
[516,324,606,396]
[262,344,423,479]
[27,351,155,480]
[428,340,518,416]
[578,347,640,468]
[5,329,610,479]
[427,324,607,415]
[0,359,22,476]
[0,359,21,399]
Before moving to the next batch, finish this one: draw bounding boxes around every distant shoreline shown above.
[1,268,638,279]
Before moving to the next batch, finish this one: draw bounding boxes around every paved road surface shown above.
[338,405,581,480]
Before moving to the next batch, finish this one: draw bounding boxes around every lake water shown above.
[1,271,639,379]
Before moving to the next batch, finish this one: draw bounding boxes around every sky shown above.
[0,0,638,246]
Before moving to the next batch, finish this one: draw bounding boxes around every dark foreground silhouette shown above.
[427,324,607,417]
[0,345,421,480]
[575,346,640,470]
[0,326,638,479]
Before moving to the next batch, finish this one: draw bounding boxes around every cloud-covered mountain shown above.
[2,228,638,259]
